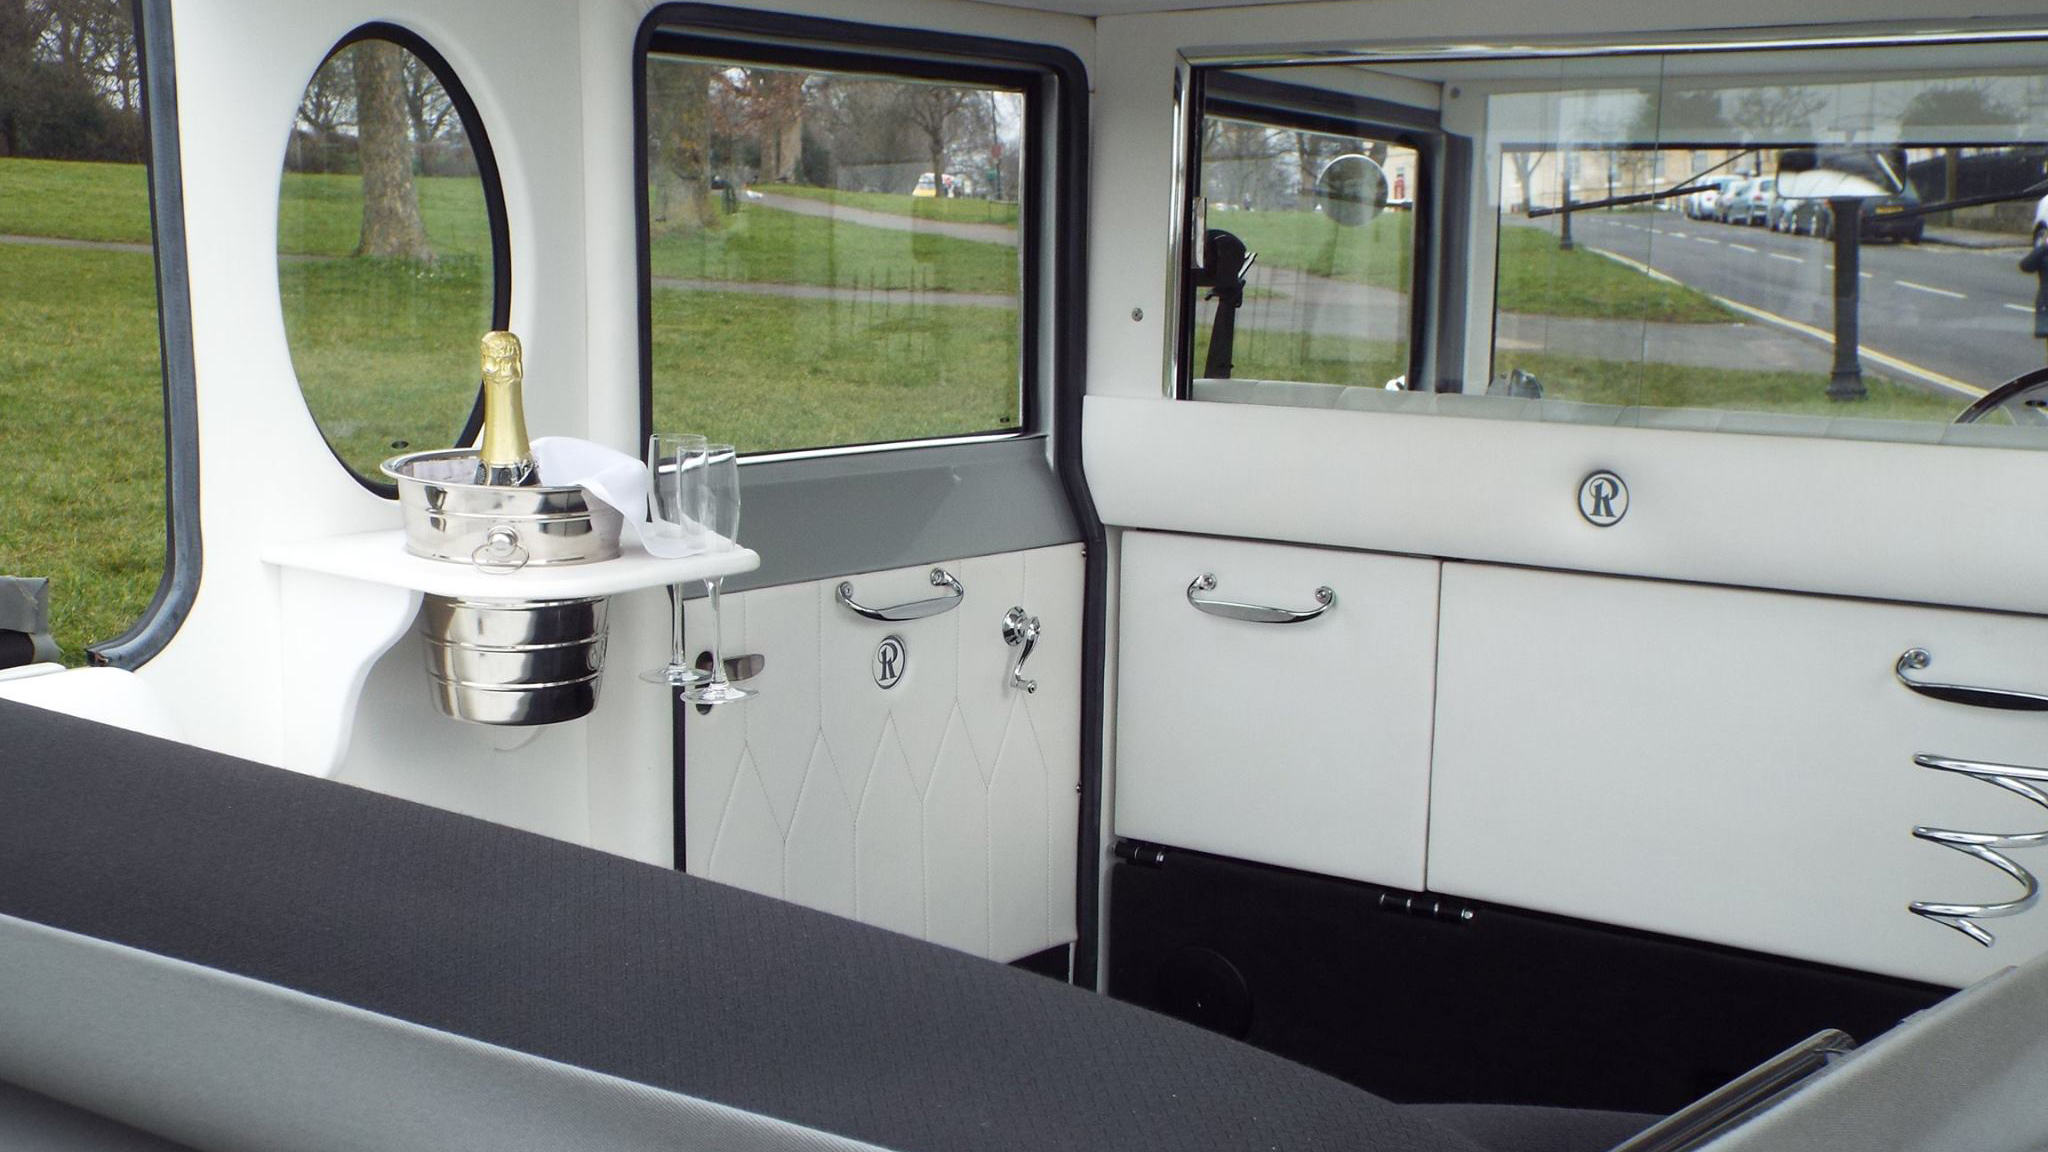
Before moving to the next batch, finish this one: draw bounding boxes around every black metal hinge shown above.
[1113,839,1169,868]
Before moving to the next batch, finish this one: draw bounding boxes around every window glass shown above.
[0,0,163,664]
[643,54,1025,454]
[1193,41,2048,446]
[279,34,499,483]
[1189,110,1419,402]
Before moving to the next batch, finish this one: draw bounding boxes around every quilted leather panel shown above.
[682,544,1083,962]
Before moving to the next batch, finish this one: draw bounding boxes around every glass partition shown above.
[1184,34,2048,447]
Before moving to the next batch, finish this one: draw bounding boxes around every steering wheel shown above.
[1954,365,2048,425]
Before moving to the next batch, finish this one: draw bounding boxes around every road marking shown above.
[1896,280,1966,299]
[1668,231,1688,239]
[1768,253,1805,264]
[2004,303,2034,313]
[1585,245,1987,400]
[1730,242,1759,253]
[1695,236,1720,245]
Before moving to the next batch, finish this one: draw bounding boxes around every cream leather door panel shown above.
[1431,563,2048,987]
[682,544,1082,963]
[1114,531,1439,888]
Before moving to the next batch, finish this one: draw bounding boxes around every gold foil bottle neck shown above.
[475,330,539,486]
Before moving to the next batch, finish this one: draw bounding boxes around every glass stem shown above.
[704,577,727,688]
[669,582,686,669]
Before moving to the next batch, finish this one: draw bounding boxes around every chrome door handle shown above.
[837,568,964,622]
[1002,606,1040,694]
[1895,649,2048,712]
[1908,753,2048,946]
[1185,573,1335,624]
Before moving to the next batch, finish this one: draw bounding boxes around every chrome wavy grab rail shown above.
[1185,573,1335,624]
[837,568,964,622]
[1909,753,2048,947]
[1895,648,2048,712]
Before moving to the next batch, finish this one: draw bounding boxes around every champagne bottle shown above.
[474,330,540,487]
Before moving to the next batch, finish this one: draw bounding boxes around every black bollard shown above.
[1826,197,1868,401]
[1559,164,1575,251]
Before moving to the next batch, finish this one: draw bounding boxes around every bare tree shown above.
[900,83,975,195]
[1729,85,1827,142]
[351,41,431,260]
[401,55,455,147]
[1899,83,2022,221]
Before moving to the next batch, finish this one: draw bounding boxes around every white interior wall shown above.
[136,0,1089,855]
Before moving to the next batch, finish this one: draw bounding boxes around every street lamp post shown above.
[1826,197,1868,401]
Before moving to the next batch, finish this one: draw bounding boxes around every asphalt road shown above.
[1561,211,2044,394]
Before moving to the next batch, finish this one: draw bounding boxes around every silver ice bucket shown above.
[381,448,623,570]
[382,448,621,726]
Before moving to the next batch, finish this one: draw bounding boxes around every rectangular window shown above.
[0,0,168,664]
[641,50,1029,455]
[1190,112,1421,401]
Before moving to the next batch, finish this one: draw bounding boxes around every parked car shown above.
[2033,192,2048,245]
[1768,194,1803,231]
[1723,176,1777,225]
[1685,175,1742,219]
[1862,186,1925,242]
[1783,189,1925,243]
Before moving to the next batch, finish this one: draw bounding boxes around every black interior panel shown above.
[1107,846,1951,1115]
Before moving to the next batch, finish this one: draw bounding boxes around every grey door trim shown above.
[688,437,1080,599]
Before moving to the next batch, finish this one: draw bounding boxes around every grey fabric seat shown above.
[0,700,1654,1151]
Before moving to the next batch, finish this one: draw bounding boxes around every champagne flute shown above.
[683,443,753,705]
[639,433,711,687]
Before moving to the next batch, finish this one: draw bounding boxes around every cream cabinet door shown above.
[1114,531,1439,887]
[1431,563,2048,987]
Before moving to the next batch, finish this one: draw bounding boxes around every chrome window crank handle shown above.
[1002,606,1040,694]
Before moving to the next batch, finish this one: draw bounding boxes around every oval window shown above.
[278,27,506,488]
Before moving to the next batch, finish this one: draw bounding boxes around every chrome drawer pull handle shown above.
[1002,606,1040,694]
[1909,753,2048,947]
[1895,649,2048,712]
[1185,573,1335,625]
[837,568,964,622]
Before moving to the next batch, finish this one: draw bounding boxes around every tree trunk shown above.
[1510,151,1542,213]
[648,61,715,230]
[353,41,432,261]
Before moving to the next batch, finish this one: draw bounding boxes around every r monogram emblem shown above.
[873,635,907,689]
[1578,470,1628,527]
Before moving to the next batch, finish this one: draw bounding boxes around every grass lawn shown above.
[1211,206,1729,323]
[276,169,493,258]
[1494,223,1732,324]
[1213,323,1962,422]
[649,202,1018,295]
[1212,206,1414,293]
[0,244,166,663]
[0,157,153,243]
[1513,351,1965,422]
[765,183,1020,226]
[280,256,495,476]
[1,157,492,257]
[649,287,1019,453]
[1202,325,1409,390]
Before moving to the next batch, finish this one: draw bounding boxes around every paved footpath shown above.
[750,192,1018,246]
